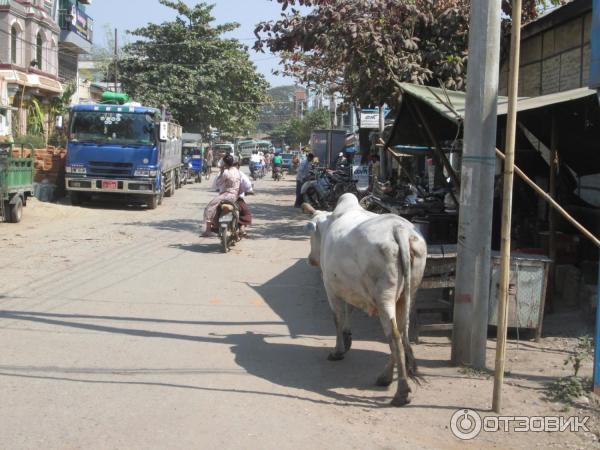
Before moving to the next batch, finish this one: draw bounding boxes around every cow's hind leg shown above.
[376,355,394,387]
[378,303,411,406]
[327,296,351,361]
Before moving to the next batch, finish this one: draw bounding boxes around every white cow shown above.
[304,193,427,406]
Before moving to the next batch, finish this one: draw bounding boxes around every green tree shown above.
[119,0,268,134]
[255,0,565,107]
[257,85,298,133]
[269,108,329,146]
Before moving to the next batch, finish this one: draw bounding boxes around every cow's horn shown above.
[301,203,316,215]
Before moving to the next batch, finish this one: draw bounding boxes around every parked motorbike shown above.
[301,167,360,210]
[214,200,242,253]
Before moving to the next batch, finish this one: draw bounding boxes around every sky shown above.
[87,0,307,88]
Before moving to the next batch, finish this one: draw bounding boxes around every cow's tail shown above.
[395,227,422,385]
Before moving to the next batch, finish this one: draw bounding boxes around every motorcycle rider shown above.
[335,152,348,169]
[202,154,240,237]
[295,153,315,208]
[272,152,283,179]
[249,150,262,178]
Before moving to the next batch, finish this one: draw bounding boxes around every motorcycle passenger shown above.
[202,154,240,237]
[272,153,283,178]
[295,153,315,208]
[237,162,253,236]
[249,150,262,178]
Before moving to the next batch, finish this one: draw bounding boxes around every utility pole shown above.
[114,28,119,93]
[451,0,502,369]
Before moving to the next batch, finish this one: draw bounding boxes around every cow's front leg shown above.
[327,296,350,361]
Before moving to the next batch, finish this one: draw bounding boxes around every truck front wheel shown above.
[70,191,82,206]
[8,196,23,223]
[147,194,158,210]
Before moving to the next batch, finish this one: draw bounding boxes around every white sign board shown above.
[360,111,380,129]
[352,165,370,190]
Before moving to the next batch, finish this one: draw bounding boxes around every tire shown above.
[220,225,229,253]
[147,194,158,210]
[175,171,181,190]
[3,201,11,222]
[8,196,23,223]
[165,171,174,198]
[70,191,82,206]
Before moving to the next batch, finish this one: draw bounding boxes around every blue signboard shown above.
[590,0,600,89]
[68,4,93,43]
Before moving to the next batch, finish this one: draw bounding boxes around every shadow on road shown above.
[250,260,384,342]
[0,309,393,407]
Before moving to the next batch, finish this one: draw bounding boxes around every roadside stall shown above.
[382,83,599,339]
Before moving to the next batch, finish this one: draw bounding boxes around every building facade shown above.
[55,0,92,87]
[0,0,62,136]
[499,0,593,96]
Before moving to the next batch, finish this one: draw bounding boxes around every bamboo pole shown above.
[495,148,600,248]
[493,0,522,414]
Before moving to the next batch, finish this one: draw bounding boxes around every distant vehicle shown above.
[281,153,294,170]
[237,140,256,164]
[65,92,183,209]
[182,144,204,183]
[212,143,236,165]
[237,139,273,164]
[255,140,273,155]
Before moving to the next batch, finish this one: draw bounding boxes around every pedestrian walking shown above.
[295,153,315,207]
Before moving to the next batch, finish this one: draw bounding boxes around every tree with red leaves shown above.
[255,0,564,106]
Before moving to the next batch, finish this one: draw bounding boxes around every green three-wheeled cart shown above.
[0,143,34,223]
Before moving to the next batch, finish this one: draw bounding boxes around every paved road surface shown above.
[0,176,594,449]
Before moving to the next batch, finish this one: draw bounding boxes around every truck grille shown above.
[88,161,133,177]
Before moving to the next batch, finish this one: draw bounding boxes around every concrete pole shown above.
[451,0,502,369]
[378,106,387,181]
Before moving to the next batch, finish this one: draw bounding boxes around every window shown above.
[36,33,43,70]
[11,26,18,64]
[70,112,157,146]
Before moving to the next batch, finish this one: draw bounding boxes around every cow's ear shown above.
[304,222,317,233]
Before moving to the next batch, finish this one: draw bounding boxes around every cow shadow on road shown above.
[0,309,391,407]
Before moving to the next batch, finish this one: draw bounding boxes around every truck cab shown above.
[65,96,182,209]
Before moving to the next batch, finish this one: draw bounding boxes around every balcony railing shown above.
[58,7,93,44]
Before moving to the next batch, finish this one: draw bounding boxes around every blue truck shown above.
[65,94,183,209]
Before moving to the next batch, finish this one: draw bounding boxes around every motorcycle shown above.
[179,157,192,185]
[301,167,360,210]
[250,162,265,181]
[214,200,242,253]
[272,165,282,181]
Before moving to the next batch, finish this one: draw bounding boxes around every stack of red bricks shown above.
[11,146,67,196]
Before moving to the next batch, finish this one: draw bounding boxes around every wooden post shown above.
[495,148,600,247]
[492,0,522,414]
[549,113,558,310]
[410,99,461,190]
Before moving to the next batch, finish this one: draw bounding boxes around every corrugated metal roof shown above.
[399,83,596,120]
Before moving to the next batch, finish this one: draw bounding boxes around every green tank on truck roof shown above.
[101,91,131,105]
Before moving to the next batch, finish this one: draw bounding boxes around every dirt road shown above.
[0,176,597,449]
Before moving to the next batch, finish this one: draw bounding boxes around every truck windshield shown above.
[70,111,156,145]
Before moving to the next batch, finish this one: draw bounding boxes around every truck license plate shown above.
[102,180,118,189]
